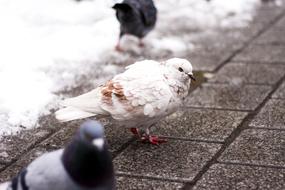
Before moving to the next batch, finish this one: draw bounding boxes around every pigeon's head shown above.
[63,120,115,189]
[112,2,134,21]
[164,58,195,82]
[79,120,105,151]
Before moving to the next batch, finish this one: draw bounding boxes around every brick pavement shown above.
[1,2,285,190]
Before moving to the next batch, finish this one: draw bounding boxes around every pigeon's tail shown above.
[55,107,96,122]
[0,182,9,190]
[55,88,106,122]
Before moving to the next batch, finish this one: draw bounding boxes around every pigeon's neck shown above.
[163,70,190,98]
[62,137,114,188]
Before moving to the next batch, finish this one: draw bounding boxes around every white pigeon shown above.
[1,120,115,190]
[55,58,195,144]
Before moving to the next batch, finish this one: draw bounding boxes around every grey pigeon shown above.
[1,120,115,190]
[112,0,157,51]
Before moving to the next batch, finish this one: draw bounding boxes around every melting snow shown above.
[0,0,261,136]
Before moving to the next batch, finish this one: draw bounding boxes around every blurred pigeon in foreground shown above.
[112,0,157,51]
[55,58,195,145]
[1,120,115,190]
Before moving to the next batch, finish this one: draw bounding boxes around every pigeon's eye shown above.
[178,67,184,72]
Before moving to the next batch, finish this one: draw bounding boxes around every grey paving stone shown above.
[233,44,285,63]
[209,62,285,85]
[253,5,285,24]
[104,123,133,157]
[249,99,285,129]
[272,81,285,99]
[191,31,244,55]
[188,29,246,72]
[254,28,285,45]
[39,125,78,151]
[114,140,220,181]
[0,128,53,164]
[219,129,285,166]
[193,164,285,190]
[187,20,273,72]
[152,109,248,142]
[232,22,265,39]
[116,176,184,190]
[39,119,132,157]
[0,147,48,182]
[276,16,285,28]
[186,83,272,111]
[188,54,221,72]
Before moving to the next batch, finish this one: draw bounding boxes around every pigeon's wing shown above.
[8,150,70,190]
[99,73,173,121]
[138,0,157,26]
[60,60,160,113]
[23,150,82,190]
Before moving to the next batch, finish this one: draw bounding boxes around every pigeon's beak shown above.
[187,73,196,81]
[92,138,104,150]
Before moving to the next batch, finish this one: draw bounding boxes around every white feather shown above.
[55,88,107,122]
[0,182,9,190]
[55,107,96,122]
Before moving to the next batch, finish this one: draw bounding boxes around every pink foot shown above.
[141,135,167,145]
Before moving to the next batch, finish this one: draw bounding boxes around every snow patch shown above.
[150,37,190,53]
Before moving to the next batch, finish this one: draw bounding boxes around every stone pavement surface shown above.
[1,2,285,190]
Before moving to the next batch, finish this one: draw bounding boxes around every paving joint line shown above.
[203,82,271,87]
[185,106,252,113]
[116,172,190,183]
[247,127,285,131]
[182,10,285,190]
[254,42,285,46]
[206,81,279,86]
[227,60,285,65]
[270,97,285,100]
[112,136,223,160]
[217,161,285,170]
[157,136,224,144]
[229,60,285,65]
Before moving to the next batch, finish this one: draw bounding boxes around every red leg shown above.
[139,39,144,48]
[115,43,123,52]
[115,37,123,52]
[129,128,140,137]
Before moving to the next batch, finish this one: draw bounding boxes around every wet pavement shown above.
[1,2,285,190]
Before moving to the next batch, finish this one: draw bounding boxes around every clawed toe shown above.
[141,135,167,145]
[129,128,167,145]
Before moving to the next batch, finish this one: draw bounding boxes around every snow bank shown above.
[0,0,260,136]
